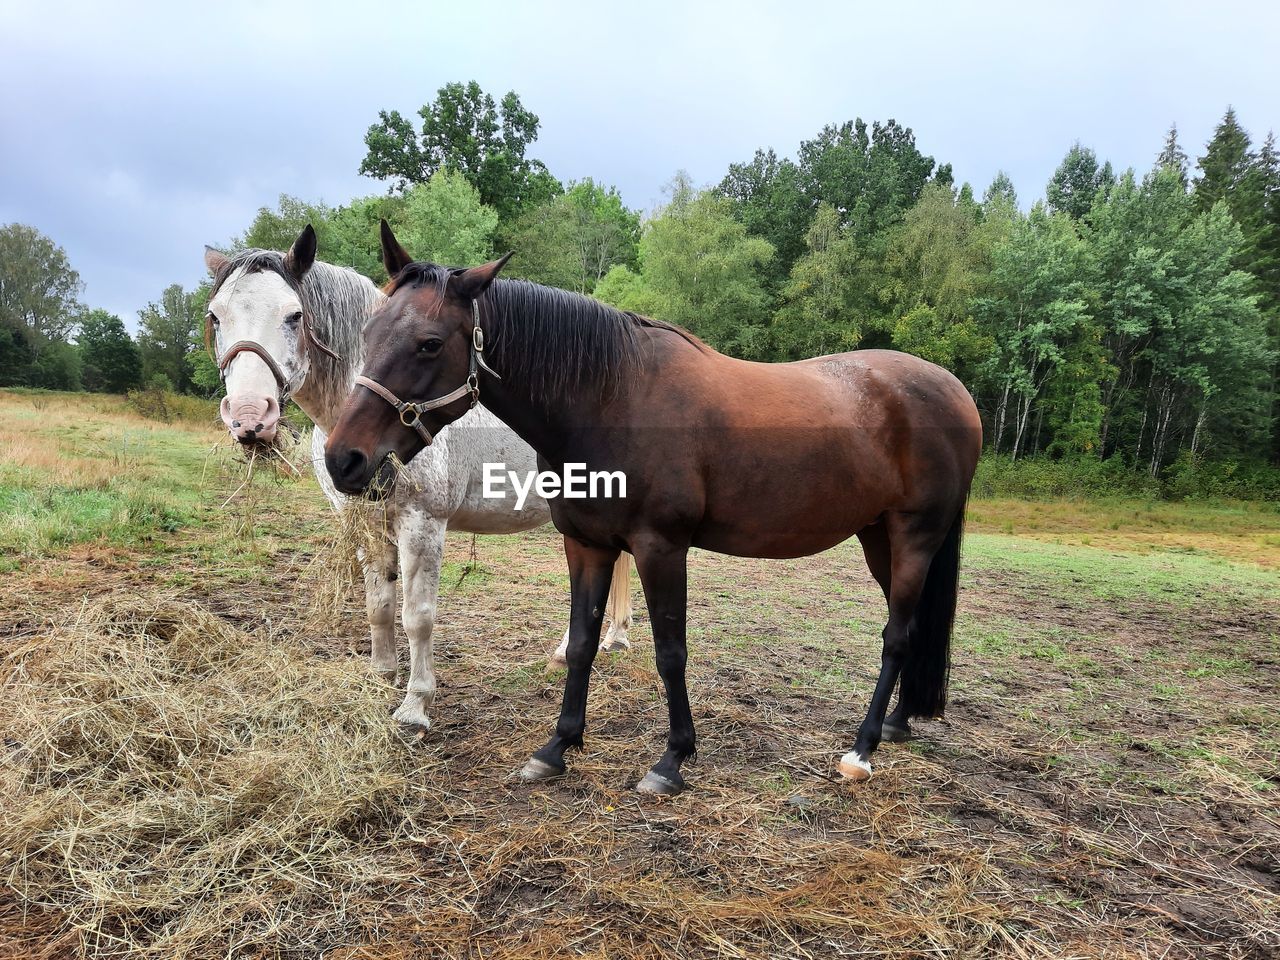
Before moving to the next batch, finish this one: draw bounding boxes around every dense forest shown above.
[2,81,1277,486]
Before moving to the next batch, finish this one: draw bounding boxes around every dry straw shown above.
[0,598,424,958]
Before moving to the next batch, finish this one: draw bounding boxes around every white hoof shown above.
[837,751,873,782]
[519,757,564,782]
[549,629,570,668]
[600,627,631,654]
[392,700,431,729]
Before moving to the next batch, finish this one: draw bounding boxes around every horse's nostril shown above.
[342,449,367,479]
[231,420,241,428]
[254,423,264,432]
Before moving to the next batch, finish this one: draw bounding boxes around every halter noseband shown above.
[216,311,341,404]
[354,300,499,447]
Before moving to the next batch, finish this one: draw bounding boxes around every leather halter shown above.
[354,300,499,447]
[215,312,340,402]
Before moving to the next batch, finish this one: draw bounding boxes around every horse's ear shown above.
[284,224,317,280]
[380,219,413,279]
[449,252,513,301]
[204,246,229,275]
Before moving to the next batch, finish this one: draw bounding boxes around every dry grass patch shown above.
[0,597,420,958]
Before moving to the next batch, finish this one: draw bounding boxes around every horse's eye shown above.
[285,311,303,327]
[207,312,220,327]
[420,338,444,355]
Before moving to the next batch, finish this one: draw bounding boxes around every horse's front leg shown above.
[521,537,619,781]
[549,551,632,666]
[359,539,399,683]
[632,537,693,796]
[392,515,447,730]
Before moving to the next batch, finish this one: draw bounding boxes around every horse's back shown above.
[634,342,981,555]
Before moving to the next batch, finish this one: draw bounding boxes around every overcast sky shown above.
[2,1,1278,330]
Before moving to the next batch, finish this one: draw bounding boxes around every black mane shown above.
[388,262,703,405]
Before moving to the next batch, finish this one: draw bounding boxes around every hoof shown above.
[600,630,631,654]
[519,757,565,783]
[881,722,911,743]
[636,770,683,796]
[837,751,873,782]
[547,653,568,669]
[392,702,431,730]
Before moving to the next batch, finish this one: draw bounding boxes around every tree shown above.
[797,118,944,242]
[500,179,639,292]
[137,284,203,393]
[973,205,1100,458]
[390,168,499,268]
[717,148,812,284]
[0,223,84,384]
[240,195,335,252]
[878,183,995,376]
[1194,107,1255,213]
[1144,203,1271,469]
[770,203,865,360]
[595,173,775,358]
[359,81,560,219]
[78,309,141,392]
[983,171,1018,209]
[1157,123,1190,187]
[1046,143,1114,221]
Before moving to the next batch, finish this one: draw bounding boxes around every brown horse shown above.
[325,222,982,795]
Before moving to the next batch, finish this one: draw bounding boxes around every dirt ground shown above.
[1,457,1277,959]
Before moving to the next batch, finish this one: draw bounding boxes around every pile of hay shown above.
[0,598,420,958]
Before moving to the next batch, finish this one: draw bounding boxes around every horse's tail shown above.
[898,502,966,718]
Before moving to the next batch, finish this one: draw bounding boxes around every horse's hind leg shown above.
[392,516,447,730]
[359,539,399,683]
[857,524,910,743]
[601,552,633,653]
[841,513,944,781]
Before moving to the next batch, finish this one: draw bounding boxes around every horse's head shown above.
[324,221,509,496]
[204,225,320,445]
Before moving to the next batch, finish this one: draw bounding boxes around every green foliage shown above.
[973,454,1160,500]
[1046,143,1115,220]
[877,183,995,376]
[596,173,775,358]
[359,80,559,220]
[78,309,141,393]
[717,149,811,284]
[770,203,866,359]
[137,284,204,394]
[393,169,499,267]
[797,119,943,242]
[500,179,640,293]
[974,204,1102,458]
[0,223,85,387]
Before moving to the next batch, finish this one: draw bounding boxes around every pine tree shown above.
[1194,107,1254,213]
[1157,122,1189,187]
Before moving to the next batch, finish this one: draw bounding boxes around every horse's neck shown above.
[292,269,381,433]
[477,373,580,466]
[292,353,364,434]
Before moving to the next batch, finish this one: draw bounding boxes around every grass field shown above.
[1,389,1277,959]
